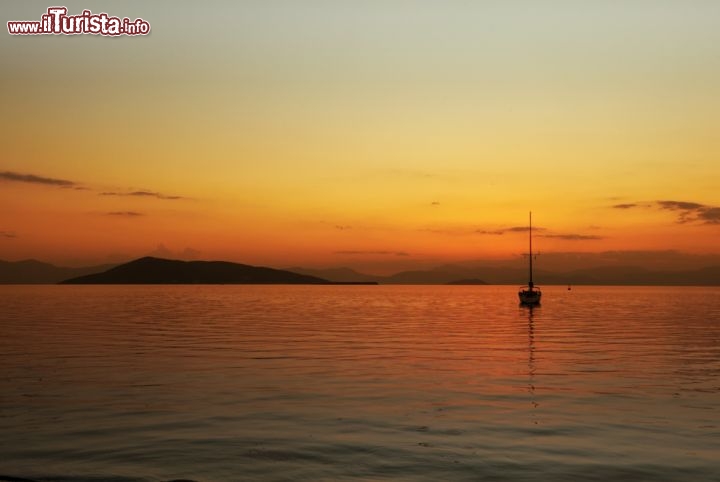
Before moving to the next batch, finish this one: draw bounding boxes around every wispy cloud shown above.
[0,171,192,204]
[1,231,17,239]
[146,243,201,260]
[335,225,352,230]
[0,171,76,187]
[614,200,720,225]
[540,233,604,240]
[420,227,472,235]
[423,225,552,236]
[100,191,185,200]
[477,226,547,235]
[427,224,602,241]
[335,250,410,257]
[106,211,145,217]
[657,200,705,211]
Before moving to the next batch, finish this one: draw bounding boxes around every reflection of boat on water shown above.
[518,212,542,306]
[527,307,538,413]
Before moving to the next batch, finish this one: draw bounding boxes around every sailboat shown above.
[518,212,542,306]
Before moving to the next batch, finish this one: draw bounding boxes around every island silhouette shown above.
[59,257,377,285]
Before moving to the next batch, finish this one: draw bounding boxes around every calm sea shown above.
[1,285,719,482]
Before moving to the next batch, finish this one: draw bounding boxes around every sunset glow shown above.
[2,1,719,273]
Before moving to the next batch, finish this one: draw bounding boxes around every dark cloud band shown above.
[614,199,720,225]
[477,226,547,235]
[0,171,75,187]
[540,234,604,240]
[335,250,409,256]
[106,211,144,216]
[100,191,184,200]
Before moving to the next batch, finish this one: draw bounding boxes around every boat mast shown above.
[528,211,534,289]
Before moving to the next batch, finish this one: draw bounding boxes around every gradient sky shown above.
[2,1,719,273]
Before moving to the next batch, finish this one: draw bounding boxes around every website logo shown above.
[8,6,150,36]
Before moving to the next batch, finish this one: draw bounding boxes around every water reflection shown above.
[1,285,719,482]
[525,306,539,423]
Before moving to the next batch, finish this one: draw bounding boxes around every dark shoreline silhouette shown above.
[0,259,115,284]
[291,265,720,286]
[446,278,489,285]
[0,257,718,285]
[59,257,377,285]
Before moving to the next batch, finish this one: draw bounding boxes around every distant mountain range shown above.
[1,256,718,285]
[288,264,720,286]
[0,259,116,284]
[446,279,489,285]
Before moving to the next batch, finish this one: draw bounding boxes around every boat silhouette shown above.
[519,212,542,306]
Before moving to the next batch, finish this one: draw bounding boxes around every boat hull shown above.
[519,289,541,306]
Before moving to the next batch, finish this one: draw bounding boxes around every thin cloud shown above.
[0,171,191,205]
[426,225,551,236]
[100,191,184,200]
[146,243,202,260]
[612,203,637,209]
[540,233,604,240]
[148,243,174,258]
[106,211,145,216]
[506,226,538,233]
[474,224,601,240]
[431,201,440,206]
[0,171,76,187]
[477,226,547,235]
[335,250,410,257]
[335,225,352,230]
[420,227,473,236]
[1,231,17,239]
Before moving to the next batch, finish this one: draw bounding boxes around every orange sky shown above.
[2,1,719,273]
